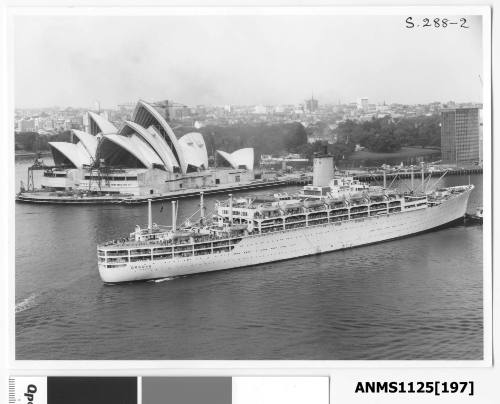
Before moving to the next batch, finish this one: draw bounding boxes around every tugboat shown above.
[465,207,483,224]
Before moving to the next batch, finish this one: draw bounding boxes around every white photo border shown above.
[4,4,493,374]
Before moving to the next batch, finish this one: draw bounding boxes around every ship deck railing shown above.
[135,225,172,233]
[98,202,440,260]
[98,229,247,250]
[98,187,466,253]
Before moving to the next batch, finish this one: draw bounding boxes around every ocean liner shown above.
[97,156,473,283]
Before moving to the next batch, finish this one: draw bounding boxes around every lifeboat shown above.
[171,231,194,239]
[259,205,280,212]
[304,200,325,208]
[283,202,303,210]
[253,195,276,203]
[228,224,249,232]
[325,199,344,207]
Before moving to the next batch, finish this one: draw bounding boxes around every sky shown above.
[14,13,484,108]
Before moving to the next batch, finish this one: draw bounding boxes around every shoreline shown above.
[15,151,52,158]
[15,177,310,205]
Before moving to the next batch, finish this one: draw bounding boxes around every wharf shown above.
[15,177,312,205]
[353,167,482,182]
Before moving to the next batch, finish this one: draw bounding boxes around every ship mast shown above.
[171,200,177,231]
[229,193,233,225]
[410,167,414,192]
[200,191,205,224]
[421,163,425,193]
[147,198,152,232]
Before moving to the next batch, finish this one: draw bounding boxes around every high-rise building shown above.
[18,119,35,132]
[441,107,480,165]
[253,105,267,114]
[305,96,319,112]
[357,97,369,111]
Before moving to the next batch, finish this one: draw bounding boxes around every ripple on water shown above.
[14,166,484,360]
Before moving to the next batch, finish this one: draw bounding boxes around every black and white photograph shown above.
[12,8,489,361]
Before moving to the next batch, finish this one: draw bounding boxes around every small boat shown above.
[465,207,483,224]
[471,207,483,222]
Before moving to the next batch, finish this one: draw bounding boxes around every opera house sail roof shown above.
[87,111,117,135]
[217,148,254,171]
[72,129,99,157]
[47,100,254,176]
[179,132,209,171]
[146,126,180,172]
[131,100,187,173]
[49,141,93,168]
[97,133,164,169]
[119,120,180,172]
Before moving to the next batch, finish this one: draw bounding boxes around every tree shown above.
[332,115,440,154]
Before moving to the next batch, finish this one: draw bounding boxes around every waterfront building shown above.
[259,153,309,170]
[441,107,480,165]
[41,100,254,195]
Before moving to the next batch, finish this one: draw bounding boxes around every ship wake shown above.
[15,294,38,314]
[149,277,174,284]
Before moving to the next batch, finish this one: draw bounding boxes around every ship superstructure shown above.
[97,156,473,283]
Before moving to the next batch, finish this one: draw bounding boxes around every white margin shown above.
[3,2,494,390]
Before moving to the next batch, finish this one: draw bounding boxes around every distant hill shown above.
[334,115,441,154]
[16,116,440,168]
[15,124,309,168]
[15,131,72,152]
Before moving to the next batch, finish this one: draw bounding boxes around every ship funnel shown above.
[313,154,334,187]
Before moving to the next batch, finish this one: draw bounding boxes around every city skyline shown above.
[15,14,483,108]
[13,99,481,112]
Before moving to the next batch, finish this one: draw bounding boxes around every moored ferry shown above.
[97,156,474,283]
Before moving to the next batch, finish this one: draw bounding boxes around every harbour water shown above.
[15,157,484,360]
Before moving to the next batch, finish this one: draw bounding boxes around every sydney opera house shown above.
[42,100,254,196]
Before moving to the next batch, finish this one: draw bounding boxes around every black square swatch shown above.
[48,377,137,404]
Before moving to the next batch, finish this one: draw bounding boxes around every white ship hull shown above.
[98,186,472,283]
